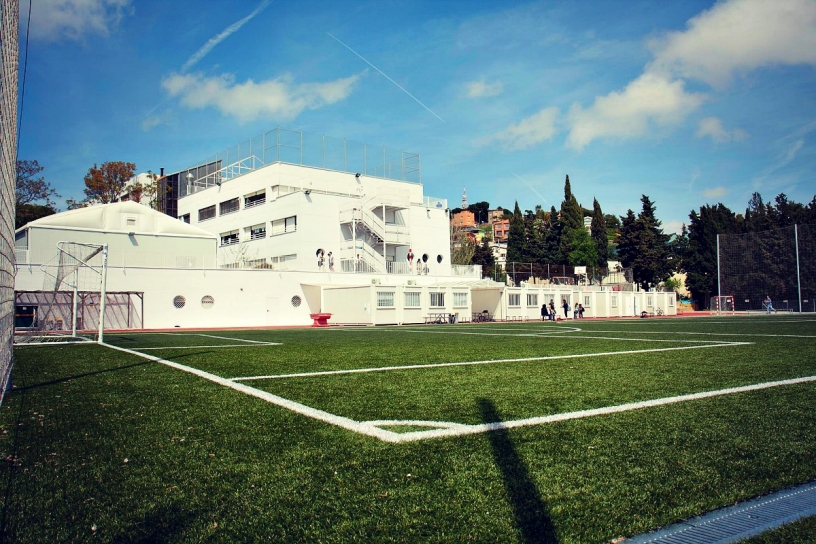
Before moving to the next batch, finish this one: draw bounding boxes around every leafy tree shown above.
[568,228,598,267]
[506,201,526,263]
[590,198,608,267]
[617,195,671,287]
[82,161,136,204]
[683,203,741,305]
[450,226,476,265]
[542,205,562,263]
[15,203,57,229]
[471,237,495,278]
[467,201,490,224]
[16,159,59,207]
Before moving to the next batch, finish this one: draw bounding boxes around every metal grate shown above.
[626,481,816,543]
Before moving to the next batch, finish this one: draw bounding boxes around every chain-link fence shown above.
[719,224,815,312]
[0,0,18,403]
[498,262,632,287]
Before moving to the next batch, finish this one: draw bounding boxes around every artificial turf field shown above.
[1,316,815,542]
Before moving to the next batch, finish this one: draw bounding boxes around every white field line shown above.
[588,329,816,339]
[101,343,400,442]
[100,341,811,444]
[153,332,274,344]
[136,343,281,350]
[368,374,816,443]
[230,341,750,381]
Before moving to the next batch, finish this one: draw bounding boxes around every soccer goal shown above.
[14,242,109,345]
[710,295,736,315]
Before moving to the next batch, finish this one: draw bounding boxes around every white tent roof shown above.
[18,201,216,239]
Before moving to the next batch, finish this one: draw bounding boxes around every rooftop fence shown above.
[180,127,421,198]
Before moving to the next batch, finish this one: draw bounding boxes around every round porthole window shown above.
[173,295,186,309]
[422,253,429,263]
[437,254,443,263]
[201,295,215,309]
[291,296,302,307]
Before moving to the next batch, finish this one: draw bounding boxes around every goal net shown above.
[14,242,108,345]
[709,295,736,315]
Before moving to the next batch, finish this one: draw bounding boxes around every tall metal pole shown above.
[795,224,802,313]
[98,245,108,344]
[716,234,721,314]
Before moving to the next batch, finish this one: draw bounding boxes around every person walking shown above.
[327,251,334,272]
[764,294,775,314]
[562,299,569,319]
[549,299,556,321]
[578,304,584,319]
[541,303,548,321]
[573,302,579,319]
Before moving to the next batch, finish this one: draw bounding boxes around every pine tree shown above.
[559,175,583,261]
[506,201,526,264]
[616,196,671,287]
[590,198,608,268]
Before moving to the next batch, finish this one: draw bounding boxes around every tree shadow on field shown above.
[478,398,559,544]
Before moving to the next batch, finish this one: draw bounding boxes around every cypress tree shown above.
[590,198,608,268]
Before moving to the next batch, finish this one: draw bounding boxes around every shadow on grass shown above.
[10,360,152,392]
[114,503,198,543]
[478,398,558,544]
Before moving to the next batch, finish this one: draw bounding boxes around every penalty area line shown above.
[230,341,751,381]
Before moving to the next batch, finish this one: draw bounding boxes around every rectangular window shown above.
[430,292,444,307]
[508,293,521,307]
[247,223,266,241]
[244,190,266,209]
[647,295,653,307]
[669,296,675,307]
[611,295,618,308]
[527,293,538,307]
[453,292,468,307]
[198,205,216,222]
[584,295,591,307]
[270,254,297,270]
[179,214,190,224]
[377,292,395,308]
[220,198,239,215]
[404,291,421,307]
[271,215,297,236]
[220,230,239,246]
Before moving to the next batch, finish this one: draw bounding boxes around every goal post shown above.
[710,295,736,315]
[14,242,108,345]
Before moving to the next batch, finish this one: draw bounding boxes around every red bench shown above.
[309,313,332,327]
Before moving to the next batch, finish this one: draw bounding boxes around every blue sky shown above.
[18,0,816,232]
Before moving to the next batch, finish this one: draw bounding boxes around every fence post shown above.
[795,224,802,313]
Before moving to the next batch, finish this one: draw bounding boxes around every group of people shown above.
[316,249,334,272]
[541,299,583,320]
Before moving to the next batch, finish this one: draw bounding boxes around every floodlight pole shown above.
[72,269,79,338]
[716,234,721,315]
[98,244,108,344]
[795,224,802,313]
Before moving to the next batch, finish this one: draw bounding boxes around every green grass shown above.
[1,316,815,542]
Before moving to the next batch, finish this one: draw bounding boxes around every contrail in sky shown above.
[511,171,546,203]
[326,32,445,124]
[182,0,272,73]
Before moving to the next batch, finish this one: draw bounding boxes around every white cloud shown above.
[566,73,706,150]
[490,107,559,150]
[703,186,729,199]
[162,72,361,123]
[465,79,503,98]
[696,117,749,143]
[27,0,133,41]
[649,0,816,88]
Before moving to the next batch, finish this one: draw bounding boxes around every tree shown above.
[82,161,136,204]
[506,201,526,263]
[467,201,490,224]
[683,203,741,305]
[559,175,583,261]
[16,159,59,207]
[471,237,495,278]
[15,203,57,229]
[568,228,598,267]
[617,195,671,287]
[590,198,608,268]
[450,225,476,265]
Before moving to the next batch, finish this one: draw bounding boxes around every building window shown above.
[198,205,216,222]
[173,295,186,309]
[377,292,395,308]
[647,295,653,307]
[244,190,266,208]
[291,296,302,307]
[248,223,266,241]
[220,198,239,215]
[271,215,297,236]
[179,214,190,224]
[583,295,591,307]
[453,292,468,307]
[611,295,618,308]
[508,293,520,307]
[527,293,538,307]
[669,296,675,307]
[270,254,297,270]
[201,296,215,309]
[220,230,239,246]
[404,291,420,307]
[430,292,444,307]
